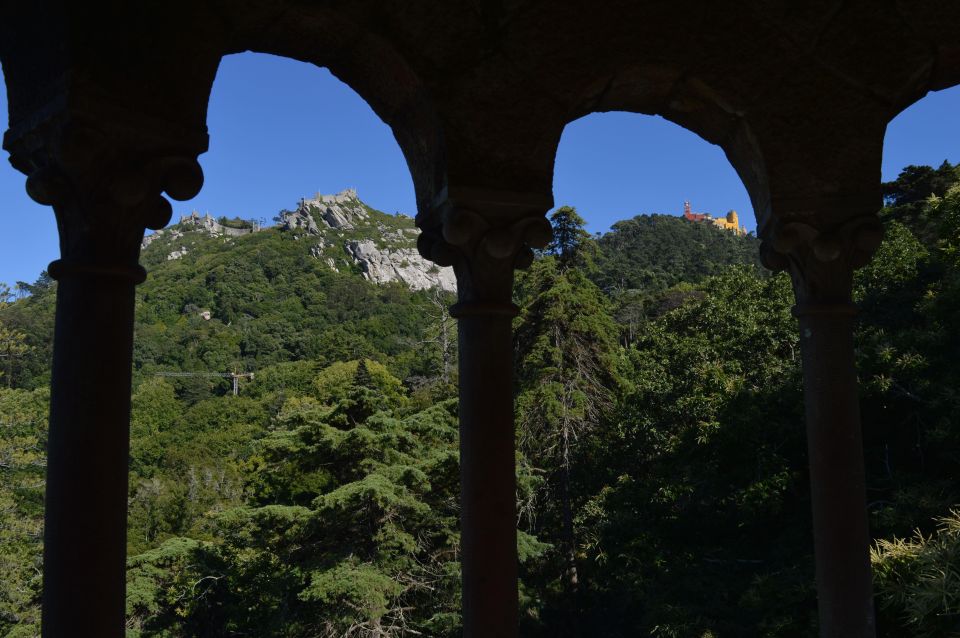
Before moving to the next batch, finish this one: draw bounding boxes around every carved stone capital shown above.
[760,214,883,309]
[417,198,552,309]
[4,112,207,277]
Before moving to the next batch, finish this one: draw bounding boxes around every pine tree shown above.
[515,210,621,627]
[341,358,381,426]
[546,206,595,271]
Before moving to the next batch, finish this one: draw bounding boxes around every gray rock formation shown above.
[141,233,162,250]
[141,228,182,250]
[344,239,456,292]
[141,188,456,293]
[279,208,320,235]
[279,188,369,232]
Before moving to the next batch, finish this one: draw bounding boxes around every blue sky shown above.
[1,52,958,285]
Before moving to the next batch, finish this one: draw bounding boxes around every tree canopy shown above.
[4,168,960,635]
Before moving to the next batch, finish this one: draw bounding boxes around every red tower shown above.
[683,200,709,222]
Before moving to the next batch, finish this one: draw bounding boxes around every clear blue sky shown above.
[1,52,958,285]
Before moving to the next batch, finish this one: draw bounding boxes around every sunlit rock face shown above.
[280,189,456,292]
[278,207,320,234]
[345,239,457,292]
[280,188,368,232]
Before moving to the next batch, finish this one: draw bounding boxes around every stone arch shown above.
[552,109,757,239]
[555,74,767,233]
[0,5,445,226]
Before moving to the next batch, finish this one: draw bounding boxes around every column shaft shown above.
[796,305,875,638]
[455,305,519,638]
[417,191,552,637]
[42,262,143,637]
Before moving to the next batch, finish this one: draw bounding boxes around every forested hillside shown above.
[2,166,960,637]
[593,213,762,293]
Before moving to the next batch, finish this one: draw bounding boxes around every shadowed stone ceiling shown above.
[2,0,959,233]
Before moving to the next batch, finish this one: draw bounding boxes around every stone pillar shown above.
[6,119,205,637]
[417,191,552,638]
[42,257,144,637]
[762,214,884,638]
[452,298,519,637]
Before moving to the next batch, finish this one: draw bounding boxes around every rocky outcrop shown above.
[345,240,456,292]
[141,188,456,293]
[293,189,456,292]
[279,188,369,233]
[279,208,320,234]
[310,188,368,229]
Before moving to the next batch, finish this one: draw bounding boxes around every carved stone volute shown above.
[417,189,552,312]
[3,112,207,281]
[760,214,884,310]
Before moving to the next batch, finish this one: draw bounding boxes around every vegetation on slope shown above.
[3,166,960,636]
[593,212,762,293]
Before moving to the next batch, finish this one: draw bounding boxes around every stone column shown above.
[417,191,552,638]
[7,119,205,637]
[762,214,884,638]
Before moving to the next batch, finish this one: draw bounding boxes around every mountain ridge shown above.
[142,188,456,293]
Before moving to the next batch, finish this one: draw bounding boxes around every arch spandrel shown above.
[7,0,957,233]
[890,1,960,92]
[217,3,447,215]
[0,3,220,181]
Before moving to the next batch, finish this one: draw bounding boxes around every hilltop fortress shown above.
[141,212,261,253]
[178,211,261,236]
[682,201,746,235]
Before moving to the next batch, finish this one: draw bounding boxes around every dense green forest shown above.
[2,163,960,636]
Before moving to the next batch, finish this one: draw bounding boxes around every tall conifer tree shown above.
[515,207,621,627]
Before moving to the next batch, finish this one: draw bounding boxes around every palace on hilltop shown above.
[682,201,745,235]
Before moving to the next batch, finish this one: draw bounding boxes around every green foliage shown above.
[298,561,406,628]
[0,318,30,389]
[514,212,625,634]
[126,537,220,636]
[217,216,256,230]
[131,389,470,636]
[880,161,960,246]
[855,220,928,304]
[0,387,48,636]
[563,267,812,637]
[546,206,597,271]
[132,221,451,387]
[882,161,958,208]
[313,359,408,416]
[872,511,960,638]
[8,173,960,636]
[0,275,55,389]
[849,168,960,635]
[247,360,321,400]
[593,213,762,294]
